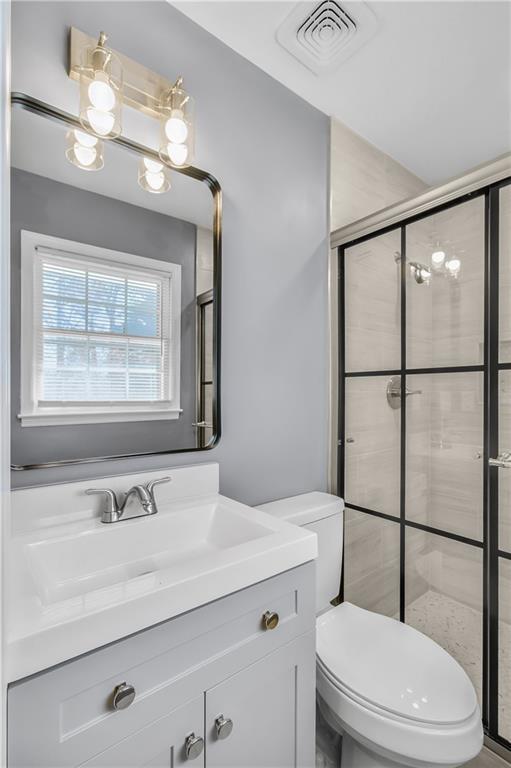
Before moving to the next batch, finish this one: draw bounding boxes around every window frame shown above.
[19,230,182,427]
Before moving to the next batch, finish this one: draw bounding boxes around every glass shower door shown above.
[494,181,511,744]
[339,174,511,753]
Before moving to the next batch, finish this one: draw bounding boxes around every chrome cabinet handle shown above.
[112,682,136,710]
[215,714,233,740]
[262,610,279,630]
[489,451,511,468]
[185,733,204,760]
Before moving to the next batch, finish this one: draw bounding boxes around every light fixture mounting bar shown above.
[68,27,176,119]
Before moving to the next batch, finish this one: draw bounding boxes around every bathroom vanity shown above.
[6,464,317,767]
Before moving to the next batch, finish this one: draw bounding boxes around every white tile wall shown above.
[331,118,427,232]
[345,230,401,372]
[196,226,214,295]
[343,507,400,618]
[344,376,400,517]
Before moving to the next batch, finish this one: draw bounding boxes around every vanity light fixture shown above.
[78,32,123,138]
[69,29,198,172]
[159,77,195,168]
[65,129,104,171]
[138,156,171,194]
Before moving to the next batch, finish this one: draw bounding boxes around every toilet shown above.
[257,492,483,768]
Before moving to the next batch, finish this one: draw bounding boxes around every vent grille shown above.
[296,1,357,65]
[276,1,379,76]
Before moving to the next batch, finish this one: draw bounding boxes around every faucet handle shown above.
[146,476,172,497]
[85,488,122,523]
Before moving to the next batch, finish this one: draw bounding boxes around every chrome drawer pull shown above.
[185,733,204,760]
[262,610,279,630]
[215,714,233,740]
[112,682,136,710]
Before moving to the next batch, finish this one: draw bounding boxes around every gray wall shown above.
[11,169,197,467]
[10,2,330,504]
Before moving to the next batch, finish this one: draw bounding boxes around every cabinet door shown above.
[78,696,204,768]
[205,632,315,768]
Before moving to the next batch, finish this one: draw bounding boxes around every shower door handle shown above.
[489,451,511,468]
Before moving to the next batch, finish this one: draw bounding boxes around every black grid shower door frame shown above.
[337,176,511,751]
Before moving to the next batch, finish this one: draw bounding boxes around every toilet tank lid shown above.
[256,492,343,526]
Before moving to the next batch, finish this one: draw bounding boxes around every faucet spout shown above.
[85,476,171,523]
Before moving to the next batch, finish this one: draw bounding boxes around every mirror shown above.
[10,96,221,470]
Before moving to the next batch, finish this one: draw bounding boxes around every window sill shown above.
[19,407,183,427]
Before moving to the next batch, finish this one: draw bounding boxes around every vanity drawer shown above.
[8,561,315,767]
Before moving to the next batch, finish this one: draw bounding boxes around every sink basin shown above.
[8,464,317,682]
[26,500,272,605]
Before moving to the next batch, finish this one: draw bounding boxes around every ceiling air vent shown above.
[276,1,379,76]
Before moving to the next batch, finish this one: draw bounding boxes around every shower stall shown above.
[331,158,511,754]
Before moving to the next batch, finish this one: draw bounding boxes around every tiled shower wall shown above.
[342,188,511,742]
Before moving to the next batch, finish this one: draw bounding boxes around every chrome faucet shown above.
[85,477,171,523]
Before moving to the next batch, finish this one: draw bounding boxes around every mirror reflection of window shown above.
[19,231,182,427]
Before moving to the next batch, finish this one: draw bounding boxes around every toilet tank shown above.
[256,492,343,613]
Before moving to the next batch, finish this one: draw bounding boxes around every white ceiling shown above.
[174,0,511,185]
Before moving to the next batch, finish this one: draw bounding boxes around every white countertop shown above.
[7,464,317,681]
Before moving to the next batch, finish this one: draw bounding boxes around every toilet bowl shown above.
[257,493,483,768]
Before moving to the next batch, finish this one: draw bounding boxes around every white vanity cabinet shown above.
[8,563,316,768]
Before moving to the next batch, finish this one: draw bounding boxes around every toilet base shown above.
[341,732,408,768]
[317,692,465,768]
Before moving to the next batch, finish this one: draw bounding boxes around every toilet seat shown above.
[316,603,483,766]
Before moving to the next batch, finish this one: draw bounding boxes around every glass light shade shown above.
[138,156,170,194]
[65,129,104,171]
[79,38,122,139]
[159,84,194,169]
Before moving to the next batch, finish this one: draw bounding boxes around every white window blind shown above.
[36,249,172,405]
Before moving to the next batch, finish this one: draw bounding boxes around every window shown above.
[20,231,181,426]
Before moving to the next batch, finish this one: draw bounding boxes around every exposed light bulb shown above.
[87,108,115,136]
[145,171,165,191]
[74,129,98,148]
[431,249,446,266]
[143,157,164,173]
[167,142,188,166]
[88,74,116,112]
[165,109,188,144]
[73,144,97,167]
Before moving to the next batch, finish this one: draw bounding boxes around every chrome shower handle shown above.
[386,376,423,409]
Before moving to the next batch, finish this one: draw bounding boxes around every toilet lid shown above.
[316,602,478,725]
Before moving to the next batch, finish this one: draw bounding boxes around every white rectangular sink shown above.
[7,464,317,682]
[27,501,273,605]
